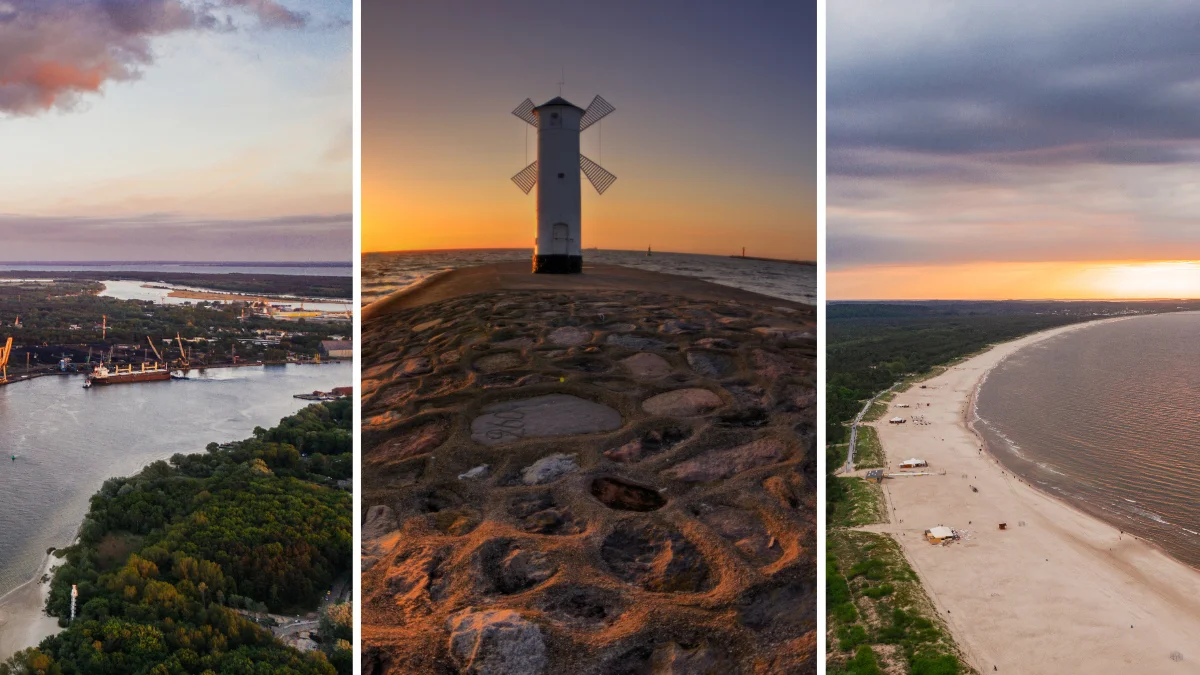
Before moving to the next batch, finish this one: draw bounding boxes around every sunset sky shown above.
[364,0,817,260]
[828,1,1200,299]
[0,0,351,262]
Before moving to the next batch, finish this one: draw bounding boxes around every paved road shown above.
[839,383,898,475]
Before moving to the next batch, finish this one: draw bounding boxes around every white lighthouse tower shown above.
[512,94,616,273]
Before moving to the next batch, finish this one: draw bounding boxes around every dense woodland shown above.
[1,271,351,300]
[0,281,350,368]
[0,400,352,675]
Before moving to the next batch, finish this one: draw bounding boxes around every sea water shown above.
[975,312,1200,569]
[362,249,816,306]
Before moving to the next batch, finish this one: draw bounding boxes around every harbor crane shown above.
[0,337,12,385]
[146,336,166,366]
[175,333,190,369]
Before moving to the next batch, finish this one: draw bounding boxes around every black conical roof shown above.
[533,96,584,111]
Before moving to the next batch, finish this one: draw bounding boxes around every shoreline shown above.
[0,364,354,659]
[859,318,1200,673]
[0,549,63,661]
[361,262,814,322]
[966,316,1200,572]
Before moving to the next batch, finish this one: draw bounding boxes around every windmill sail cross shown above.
[579,95,615,131]
[511,160,538,194]
[580,154,617,194]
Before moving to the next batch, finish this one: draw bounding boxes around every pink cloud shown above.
[0,0,312,115]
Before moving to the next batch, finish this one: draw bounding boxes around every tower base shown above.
[532,254,582,274]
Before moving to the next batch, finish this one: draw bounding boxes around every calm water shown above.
[974,312,1200,569]
[362,249,816,307]
[97,280,353,312]
[0,362,351,598]
[0,263,351,276]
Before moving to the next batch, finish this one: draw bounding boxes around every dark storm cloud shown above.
[829,2,1200,177]
[0,0,312,115]
[0,212,351,261]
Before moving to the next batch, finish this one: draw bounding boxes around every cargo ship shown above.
[84,362,172,387]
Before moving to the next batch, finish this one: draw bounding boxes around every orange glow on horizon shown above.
[363,181,815,259]
[362,154,816,260]
[830,261,1200,300]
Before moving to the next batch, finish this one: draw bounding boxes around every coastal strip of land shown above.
[858,320,1200,674]
[163,288,352,307]
[0,552,61,661]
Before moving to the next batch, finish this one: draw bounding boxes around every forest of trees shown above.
[1,400,352,675]
[0,281,350,367]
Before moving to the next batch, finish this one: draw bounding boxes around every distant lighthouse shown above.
[512,94,616,273]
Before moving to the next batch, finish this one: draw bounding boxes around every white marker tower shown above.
[512,94,616,273]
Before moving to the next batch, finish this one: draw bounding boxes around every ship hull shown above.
[88,371,172,385]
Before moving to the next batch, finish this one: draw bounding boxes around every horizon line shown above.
[0,260,352,266]
[830,298,1200,303]
[363,246,814,265]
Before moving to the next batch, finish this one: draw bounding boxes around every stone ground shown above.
[360,284,817,675]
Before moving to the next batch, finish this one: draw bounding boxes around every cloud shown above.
[0,212,352,261]
[224,0,308,29]
[828,1,1200,275]
[0,0,314,115]
[829,1,1200,177]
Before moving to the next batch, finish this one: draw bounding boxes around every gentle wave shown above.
[361,249,816,307]
[975,313,1200,569]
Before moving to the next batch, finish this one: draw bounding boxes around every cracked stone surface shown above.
[361,287,816,674]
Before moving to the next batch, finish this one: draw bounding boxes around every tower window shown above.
[558,172,565,178]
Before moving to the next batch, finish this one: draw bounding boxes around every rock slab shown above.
[642,389,723,417]
[522,453,579,485]
[621,352,672,379]
[548,326,592,346]
[471,394,622,446]
[446,609,547,675]
[663,437,787,482]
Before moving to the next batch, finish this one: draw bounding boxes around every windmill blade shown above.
[512,98,538,127]
[579,95,615,131]
[511,161,538,194]
[580,154,616,194]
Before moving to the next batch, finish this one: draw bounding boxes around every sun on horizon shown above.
[829,260,1200,301]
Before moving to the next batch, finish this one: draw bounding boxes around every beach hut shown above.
[888,416,907,424]
[899,458,928,468]
[865,469,885,484]
[925,526,956,544]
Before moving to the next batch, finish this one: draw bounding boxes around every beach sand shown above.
[858,321,1200,674]
[0,552,62,661]
[360,263,816,674]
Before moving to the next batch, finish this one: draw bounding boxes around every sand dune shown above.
[862,320,1200,674]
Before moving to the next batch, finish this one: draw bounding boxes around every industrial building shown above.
[319,340,353,359]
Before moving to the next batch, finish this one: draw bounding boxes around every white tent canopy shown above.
[899,458,927,467]
[928,526,955,539]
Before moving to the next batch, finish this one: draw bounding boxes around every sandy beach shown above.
[0,552,62,661]
[857,320,1200,674]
